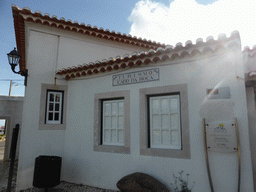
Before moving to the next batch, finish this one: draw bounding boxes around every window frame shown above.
[101,98,125,146]
[39,84,68,130]
[45,90,64,124]
[94,90,130,154]
[140,84,190,159]
[148,94,181,149]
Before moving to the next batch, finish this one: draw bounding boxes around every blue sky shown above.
[0,0,255,97]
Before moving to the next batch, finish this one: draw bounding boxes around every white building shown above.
[0,96,23,160]
[11,4,255,191]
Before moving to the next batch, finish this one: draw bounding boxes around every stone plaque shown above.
[112,68,159,86]
[206,121,237,153]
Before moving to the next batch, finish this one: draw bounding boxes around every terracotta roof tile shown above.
[57,31,242,80]
[243,46,256,57]
[11,4,166,71]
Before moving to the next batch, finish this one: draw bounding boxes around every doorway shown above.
[0,117,11,161]
[0,119,6,160]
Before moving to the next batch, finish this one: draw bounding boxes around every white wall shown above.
[0,96,23,160]
[57,36,146,69]
[16,29,67,190]
[24,22,146,70]
[61,52,253,191]
[16,22,151,190]
[16,21,253,191]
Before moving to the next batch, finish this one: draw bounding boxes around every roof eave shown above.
[12,5,26,72]
[12,4,165,70]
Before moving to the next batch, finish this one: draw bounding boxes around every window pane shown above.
[111,116,117,128]
[55,103,60,111]
[54,113,59,121]
[49,94,54,101]
[55,94,60,102]
[171,130,180,146]
[48,113,53,120]
[112,102,117,114]
[49,103,54,111]
[104,129,111,143]
[118,129,124,143]
[105,102,111,115]
[152,99,160,113]
[105,116,111,128]
[118,116,124,129]
[170,98,178,113]
[161,114,170,129]
[170,114,179,129]
[111,129,117,143]
[162,130,170,145]
[161,98,169,113]
[118,102,124,114]
[152,130,161,145]
[152,115,160,129]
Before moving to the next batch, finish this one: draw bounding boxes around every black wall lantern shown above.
[7,48,28,86]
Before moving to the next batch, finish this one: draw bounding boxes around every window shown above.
[102,99,124,146]
[149,95,181,149]
[94,90,130,154]
[140,84,190,159]
[46,91,63,124]
[39,84,68,130]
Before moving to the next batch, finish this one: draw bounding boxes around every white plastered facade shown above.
[16,20,254,191]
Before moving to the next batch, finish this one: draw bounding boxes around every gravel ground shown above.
[20,181,120,192]
[0,161,119,192]
[1,141,119,192]
[0,159,119,192]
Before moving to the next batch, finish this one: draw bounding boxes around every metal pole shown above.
[7,124,19,192]
[9,80,12,96]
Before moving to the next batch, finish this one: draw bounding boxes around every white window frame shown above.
[102,99,125,146]
[46,90,63,124]
[149,95,181,149]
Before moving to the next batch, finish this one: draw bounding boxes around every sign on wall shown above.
[112,68,159,86]
[206,121,237,153]
[206,87,231,99]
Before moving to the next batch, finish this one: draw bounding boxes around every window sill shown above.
[94,145,130,154]
[38,123,66,130]
[140,148,190,159]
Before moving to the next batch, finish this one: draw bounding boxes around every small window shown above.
[94,90,130,154]
[46,90,63,124]
[149,95,181,149]
[39,84,67,130]
[102,99,124,146]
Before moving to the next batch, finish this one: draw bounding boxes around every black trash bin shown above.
[33,155,62,188]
